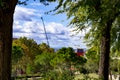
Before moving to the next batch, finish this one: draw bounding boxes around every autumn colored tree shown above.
[39,43,54,53]
[13,37,42,74]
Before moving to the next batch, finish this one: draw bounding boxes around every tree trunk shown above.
[98,20,112,80]
[0,0,17,79]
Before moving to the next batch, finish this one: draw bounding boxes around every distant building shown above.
[76,48,85,56]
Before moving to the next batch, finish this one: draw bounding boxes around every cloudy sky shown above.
[13,1,86,49]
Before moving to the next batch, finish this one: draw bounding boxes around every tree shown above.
[12,45,23,64]
[0,0,18,79]
[39,43,54,53]
[11,44,24,77]
[0,0,53,79]
[84,46,99,73]
[56,47,87,76]
[19,37,41,59]
[41,0,120,79]
[12,37,55,75]
[13,37,42,75]
[34,52,55,76]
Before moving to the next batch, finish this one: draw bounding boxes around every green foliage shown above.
[34,47,87,79]
[43,1,120,79]
[85,47,99,73]
[39,43,54,53]
[74,73,99,80]
[12,37,42,75]
[12,45,23,64]
[35,52,54,66]
[19,37,40,52]
[43,70,74,80]
[110,18,120,75]
[57,47,87,65]
[12,37,101,79]
[111,17,120,55]
[26,64,35,74]
[34,52,57,77]
[50,54,64,67]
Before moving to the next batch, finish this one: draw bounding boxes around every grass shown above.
[74,73,99,80]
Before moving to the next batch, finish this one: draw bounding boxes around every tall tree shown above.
[0,0,17,79]
[0,0,50,79]
[41,0,120,79]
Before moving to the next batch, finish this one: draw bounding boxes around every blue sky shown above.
[13,1,86,49]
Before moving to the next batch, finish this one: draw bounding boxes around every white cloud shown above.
[45,22,69,35]
[13,5,86,48]
[14,6,42,21]
[13,20,71,47]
